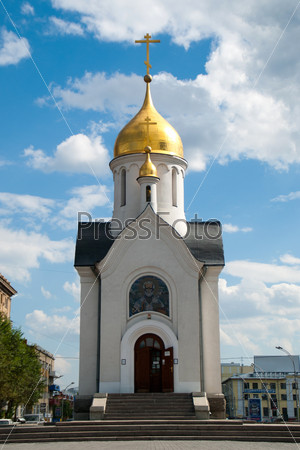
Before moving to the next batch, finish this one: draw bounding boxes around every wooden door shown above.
[162,347,174,392]
[150,349,162,392]
[135,334,173,393]
[135,347,150,392]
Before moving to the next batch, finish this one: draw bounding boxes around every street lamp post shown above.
[276,346,300,422]
[61,382,74,421]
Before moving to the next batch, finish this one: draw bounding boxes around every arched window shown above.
[146,185,151,202]
[120,169,126,206]
[172,168,177,207]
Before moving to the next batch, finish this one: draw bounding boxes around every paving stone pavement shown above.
[1,442,300,450]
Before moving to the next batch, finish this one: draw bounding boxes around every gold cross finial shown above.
[135,33,160,75]
[143,116,157,146]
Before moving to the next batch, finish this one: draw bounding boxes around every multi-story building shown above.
[0,273,17,319]
[221,362,253,382]
[34,346,56,418]
[222,356,300,421]
[22,345,56,420]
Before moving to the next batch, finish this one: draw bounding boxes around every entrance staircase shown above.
[103,393,196,420]
[1,394,300,443]
[1,421,300,443]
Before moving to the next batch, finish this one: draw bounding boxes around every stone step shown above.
[106,403,193,407]
[1,422,300,444]
[104,392,196,420]
[3,429,300,441]
[3,422,300,432]
[106,398,193,400]
[106,400,193,404]
[53,419,237,427]
[105,402,194,406]
[104,408,195,413]
[24,428,300,436]
[103,416,196,421]
[1,437,300,444]
[105,394,192,398]
[1,433,300,443]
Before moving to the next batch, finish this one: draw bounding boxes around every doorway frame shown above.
[120,320,178,393]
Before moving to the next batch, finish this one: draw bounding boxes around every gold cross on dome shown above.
[135,33,160,75]
[143,116,157,145]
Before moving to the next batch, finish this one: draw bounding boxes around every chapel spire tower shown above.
[110,34,187,235]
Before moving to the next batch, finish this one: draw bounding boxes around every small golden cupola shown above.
[139,146,158,178]
[113,75,184,159]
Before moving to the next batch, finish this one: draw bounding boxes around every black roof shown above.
[74,220,224,267]
[183,221,224,266]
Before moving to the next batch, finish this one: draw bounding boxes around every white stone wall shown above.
[77,267,99,395]
[93,209,204,394]
[200,266,223,394]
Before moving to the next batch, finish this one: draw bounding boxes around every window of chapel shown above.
[172,168,177,207]
[120,169,126,206]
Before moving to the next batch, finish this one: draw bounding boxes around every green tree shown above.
[0,314,45,418]
[62,399,73,421]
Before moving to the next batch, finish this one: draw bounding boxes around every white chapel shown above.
[74,35,225,419]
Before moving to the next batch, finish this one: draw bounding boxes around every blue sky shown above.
[1,1,300,387]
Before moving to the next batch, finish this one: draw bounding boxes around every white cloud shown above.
[219,255,300,356]
[0,224,74,282]
[25,309,79,337]
[41,286,52,299]
[55,184,111,231]
[221,315,300,357]
[46,1,300,170]
[219,277,300,317]
[0,28,30,66]
[50,72,142,114]
[63,281,80,302]
[224,259,300,284]
[51,0,169,43]
[0,186,111,232]
[223,223,252,233]
[219,274,300,356]
[48,17,84,36]
[221,315,300,356]
[0,192,55,220]
[52,306,72,313]
[21,2,34,15]
[48,68,300,171]
[61,184,110,219]
[24,133,110,176]
[280,254,300,266]
[54,354,72,376]
[0,160,11,167]
[271,191,300,202]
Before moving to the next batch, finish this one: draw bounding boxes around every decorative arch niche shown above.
[129,275,169,317]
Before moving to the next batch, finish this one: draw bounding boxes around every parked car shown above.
[16,417,26,423]
[23,414,44,424]
[0,419,13,426]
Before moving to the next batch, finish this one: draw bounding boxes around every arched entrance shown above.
[134,333,174,393]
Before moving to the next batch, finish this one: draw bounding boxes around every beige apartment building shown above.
[0,273,17,319]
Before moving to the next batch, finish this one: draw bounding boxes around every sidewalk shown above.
[1,441,299,450]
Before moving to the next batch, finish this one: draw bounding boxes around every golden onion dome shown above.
[139,146,158,178]
[114,76,183,158]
